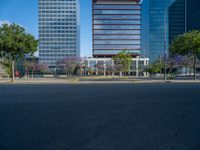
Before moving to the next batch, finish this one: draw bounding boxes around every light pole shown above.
[103,61,106,77]
[164,8,168,81]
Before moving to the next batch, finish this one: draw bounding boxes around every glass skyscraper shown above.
[169,0,186,45]
[149,0,174,62]
[92,0,142,57]
[187,0,200,31]
[169,0,200,44]
[39,0,80,68]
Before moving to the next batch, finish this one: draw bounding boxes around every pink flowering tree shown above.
[24,61,50,78]
[57,57,85,76]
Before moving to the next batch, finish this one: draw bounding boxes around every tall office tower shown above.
[39,0,80,68]
[187,0,200,31]
[149,0,174,62]
[169,0,186,45]
[92,0,142,58]
[169,0,200,44]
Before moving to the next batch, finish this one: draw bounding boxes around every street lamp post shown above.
[103,61,106,77]
[164,8,168,81]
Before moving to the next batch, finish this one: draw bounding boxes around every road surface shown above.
[0,83,200,150]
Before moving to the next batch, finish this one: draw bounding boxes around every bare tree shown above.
[57,57,84,76]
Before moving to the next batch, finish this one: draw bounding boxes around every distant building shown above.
[149,0,174,62]
[169,0,200,44]
[169,0,186,45]
[85,57,149,77]
[187,0,200,31]
[92,0,142,58]
[38,0,80,68]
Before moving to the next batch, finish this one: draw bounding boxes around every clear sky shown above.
[0,0,148,57]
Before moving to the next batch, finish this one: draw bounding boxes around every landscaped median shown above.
[66,77,80,83]
[79,76,139,82]
[1,76,200,84]
[0,76,139,84]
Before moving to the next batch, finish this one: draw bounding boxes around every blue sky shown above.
[0,0,148,57]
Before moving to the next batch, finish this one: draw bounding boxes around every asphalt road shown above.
[0,83,200,150]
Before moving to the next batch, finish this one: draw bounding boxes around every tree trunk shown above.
[128,65,130,77]
[120,71,122,77]
[66,71,68,78]
[186,66,188,77]
[11,60,15,83]
[193,55,197,81]
[112,71,115,77]
[170,67,173,78]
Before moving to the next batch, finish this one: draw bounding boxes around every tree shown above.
[35,63,50,74]
[0,58,12,77]
[24,61,50,78]
[170,30,200,80]
[166,56,179,77]
[146,61,163,75]
[145,55,164,76]
[57,57,83,76]
[24,61,35,78]
[112,50,132,76]
[106,62,115,76]
[0,23,38,82]
[178,55,193,76]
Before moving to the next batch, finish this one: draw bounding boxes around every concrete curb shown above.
[1,79,200,84]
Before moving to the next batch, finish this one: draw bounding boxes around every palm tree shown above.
[112,50,132,77]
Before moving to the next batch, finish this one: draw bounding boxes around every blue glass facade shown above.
[169,0,186,45]
[169,0,200,45]
[187,0,200,31]
[149,0,174,62]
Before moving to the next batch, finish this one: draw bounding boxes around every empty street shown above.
[0,83,200,150]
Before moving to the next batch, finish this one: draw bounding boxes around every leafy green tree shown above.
[0,23,38,82]
[146,55,163,75]
[146,60,163,75]
[170,30,200,80]
[112,50,132,76]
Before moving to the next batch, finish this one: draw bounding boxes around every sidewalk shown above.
[0,78,69,84]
